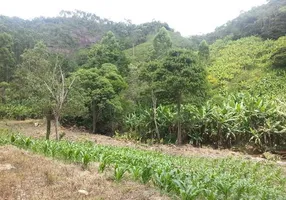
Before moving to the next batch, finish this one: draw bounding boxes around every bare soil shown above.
[0,145,169,200]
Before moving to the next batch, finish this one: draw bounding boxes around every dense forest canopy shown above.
[0,10,173,63]
[1,0,286,148]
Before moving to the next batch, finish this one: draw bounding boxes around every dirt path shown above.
[0,145,169,200]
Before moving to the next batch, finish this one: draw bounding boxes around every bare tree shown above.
[44,60,75,140]
[16,42,75,140]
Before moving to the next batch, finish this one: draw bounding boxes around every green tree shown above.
[87,31,130,76]
[158,50,208,144]
[0,33,15,82]
[153,27,172,59]
[198,40,210,63]
[140,61,162,140]
[73,63,127,134]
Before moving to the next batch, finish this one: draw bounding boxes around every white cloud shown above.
[0,0,267,36]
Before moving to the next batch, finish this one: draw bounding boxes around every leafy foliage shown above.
[0,33,15,83]
[201,0,286,43]
[124,30,194,64]
[85,31,130,76]
[0,11,173,64]
[153,27,172,59]
[72,63,127,134]
[125,93,286,150]
[0,104,37,119]
[208,36,277,94]
[198,40,210,63]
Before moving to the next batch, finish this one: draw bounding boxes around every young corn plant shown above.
[129,166,141,181]
[141,165,153,184]
[80,150,91,169]
[173,179,204,200]
[114,164,127,181]
[23,137,33,148]
[98,154,112,173]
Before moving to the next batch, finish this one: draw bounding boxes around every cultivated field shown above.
[1,120,286,200]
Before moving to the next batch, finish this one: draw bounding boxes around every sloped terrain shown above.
[0,145,168,200]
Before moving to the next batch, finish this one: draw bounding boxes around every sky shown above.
[0,0,267,36]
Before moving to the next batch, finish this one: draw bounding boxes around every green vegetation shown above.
[0,0,286,150]
[153,27,172,59]
[1,1,286,197]
[208,36,286,96]
[0,32,15,83]
[0,104,36,119]
[192,0,286,43]
[124,30,193,63]
[124,93,286,150]
[0,11,172,63]
[0,130,285,199]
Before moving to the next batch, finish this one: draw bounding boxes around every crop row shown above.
[0,130,285,200]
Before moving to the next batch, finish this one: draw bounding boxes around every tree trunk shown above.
[46,110,52,140]
[54,114,59,140]
[151,90,160,141]
[92,101,97,134]
[177,93,182,145]
[217,123,221,148]
[0,87,6,104]
[6,65,9,82]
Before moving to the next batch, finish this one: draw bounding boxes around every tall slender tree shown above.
[0,33,15,103]
[198,40,210,63]
[140,61,162,140]
[0,33,15,83]
[158,50,208,144]
[153,27,172,59]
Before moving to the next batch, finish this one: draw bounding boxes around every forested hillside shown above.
[0,10,173,62]
[0,0,286,152]
[190,0,286,46]
[124,31,194,63]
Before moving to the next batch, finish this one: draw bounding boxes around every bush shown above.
[271,47,286,68]
[0,104,40,120]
